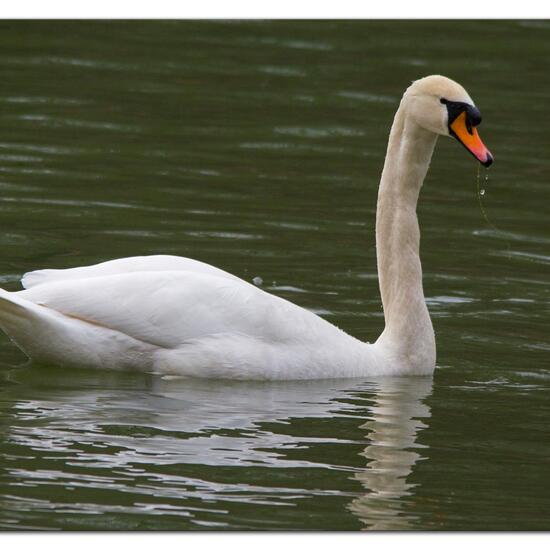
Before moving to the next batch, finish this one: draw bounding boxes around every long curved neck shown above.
[374,103,437,371]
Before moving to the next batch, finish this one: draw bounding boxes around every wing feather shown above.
[16,271,325,349]
[21,255,240,289]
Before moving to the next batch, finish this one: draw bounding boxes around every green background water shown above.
[0,20,548,530]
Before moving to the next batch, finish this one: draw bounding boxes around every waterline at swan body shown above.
[0,75,493,380]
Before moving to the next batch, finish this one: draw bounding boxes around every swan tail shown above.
[0,289,62,360]
[0,289,97,365]
[0,288,156,369]
[0,289,39,331]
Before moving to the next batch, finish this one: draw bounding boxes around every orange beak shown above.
[450,111,493,167]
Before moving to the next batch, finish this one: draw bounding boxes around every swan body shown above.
[2,264,384,379]
[0,75,492,379]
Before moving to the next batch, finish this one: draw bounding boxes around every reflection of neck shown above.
[374,104,437,371]
[349,377,433,530]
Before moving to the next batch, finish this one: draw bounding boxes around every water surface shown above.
[0,20,549,530]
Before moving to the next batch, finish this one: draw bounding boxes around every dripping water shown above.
[475,164,511,258]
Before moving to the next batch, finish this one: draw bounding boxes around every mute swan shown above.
[0,75,492,380]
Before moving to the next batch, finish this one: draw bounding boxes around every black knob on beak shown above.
[466,105,482,127]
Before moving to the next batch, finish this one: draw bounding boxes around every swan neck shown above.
[375,104,437,371]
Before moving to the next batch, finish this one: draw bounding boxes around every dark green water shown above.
[0,20,549,531]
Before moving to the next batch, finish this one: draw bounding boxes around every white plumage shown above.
[2,256,379,379]
[0,76,491,379]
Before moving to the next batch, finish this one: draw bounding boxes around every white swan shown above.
[0,75,492,380]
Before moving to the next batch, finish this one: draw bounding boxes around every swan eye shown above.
[440,98,449,105]
[444,100,482,129]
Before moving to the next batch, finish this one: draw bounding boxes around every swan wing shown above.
[21,255,241,289]
[16,270,327,350]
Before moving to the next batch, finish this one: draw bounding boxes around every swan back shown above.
[21,255,241,289]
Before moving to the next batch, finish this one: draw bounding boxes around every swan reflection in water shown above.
[1,367,432,529]
[348,376,433,530]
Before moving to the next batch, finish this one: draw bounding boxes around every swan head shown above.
[403,75,493,167]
